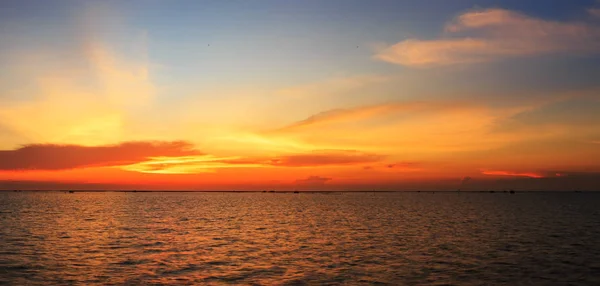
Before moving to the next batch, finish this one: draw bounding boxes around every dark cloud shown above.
[0,141,201,170]
[474,172,600,191]
[295,176,332,186]
[387,162,420,169]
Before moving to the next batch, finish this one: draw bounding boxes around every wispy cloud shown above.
[122,149,384,174]
[269,101,478,134]
[270,150,383,167]
[120,155,261,174]
[375,8,600,67]
[492,95,600,135]
[481,170,544,178]
[263,99,540,154]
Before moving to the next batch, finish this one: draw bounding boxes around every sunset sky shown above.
[1,0,600,191]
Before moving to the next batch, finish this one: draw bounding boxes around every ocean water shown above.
[0,191,599,285]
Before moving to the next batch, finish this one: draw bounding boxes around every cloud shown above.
[0,141,200,171]
[461,176,472,185]
[364,162,422,172]
[492,96,600,134]
[269,101,475,134]
[295,176,332,186]
[375,8,600,67]
[481,170,544,178]
[218,150,384,167]
[120,155,263,174]
[264,99,542,154]
[118,149,384,174]
[270,150,383,167]
[268,105,395,134]
[589,8,600,18]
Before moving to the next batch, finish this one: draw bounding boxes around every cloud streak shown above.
[481,170,544,178]
[121,149,385,174]
[0,141,200,171]
[269,101,479,134]
[376,8,600,67]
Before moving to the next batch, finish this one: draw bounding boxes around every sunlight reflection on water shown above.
[1,191,599,285]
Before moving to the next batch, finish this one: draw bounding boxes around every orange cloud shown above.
[481,170,544,178]
[0,141,200,170]
[267,105,399,134]
[263,99,543,156]
[268,101,479,134]
[270,150,383,167]
[120,149,384,174]
[376,8,600,67]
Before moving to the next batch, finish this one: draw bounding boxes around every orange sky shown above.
[1,2,600,191]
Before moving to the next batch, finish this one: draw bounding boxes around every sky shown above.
[1,0,600,191]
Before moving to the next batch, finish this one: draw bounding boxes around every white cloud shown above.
[376,8,600,67]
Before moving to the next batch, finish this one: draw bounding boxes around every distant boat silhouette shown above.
[509,190,515,194]
[68,190,74,193]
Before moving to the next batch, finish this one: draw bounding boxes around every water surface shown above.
[1,191,599,285]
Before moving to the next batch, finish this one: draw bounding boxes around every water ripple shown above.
[0,191,599,285]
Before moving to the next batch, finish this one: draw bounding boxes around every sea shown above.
[0,191,599,285]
